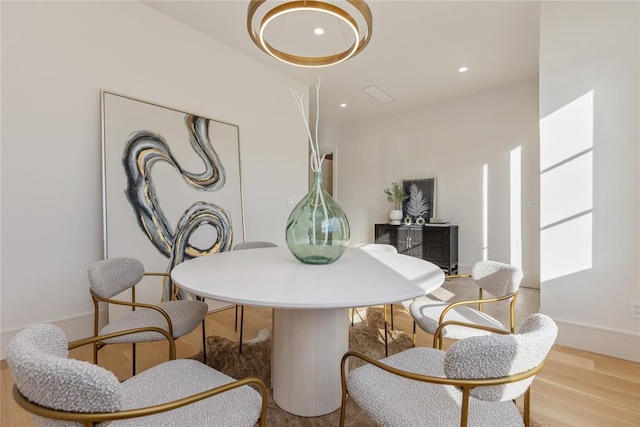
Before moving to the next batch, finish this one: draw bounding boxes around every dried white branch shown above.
[290,78,323,173]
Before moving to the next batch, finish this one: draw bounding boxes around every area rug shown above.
[194,309,540,426]
[194,308,405,426]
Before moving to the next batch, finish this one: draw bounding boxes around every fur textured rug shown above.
[194,309,405,426]
[194,308,539,426]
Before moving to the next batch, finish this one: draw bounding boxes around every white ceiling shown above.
[143,1,541,126]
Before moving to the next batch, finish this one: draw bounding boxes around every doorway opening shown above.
[319,147,338,199]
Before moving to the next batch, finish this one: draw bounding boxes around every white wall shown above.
[0,1,308,357]
[539,2,640,362]
[322,80,540,284]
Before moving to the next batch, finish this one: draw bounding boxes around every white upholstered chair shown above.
[89,257,208,375]
[340,313,557,427]
[7,324,267,427]
[410,260,523,348]
[232,241,278,353]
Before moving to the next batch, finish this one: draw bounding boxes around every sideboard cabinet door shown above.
[374,224,458,274]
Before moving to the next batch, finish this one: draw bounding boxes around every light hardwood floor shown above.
[2,280,639,426]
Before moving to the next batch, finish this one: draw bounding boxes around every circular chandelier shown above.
[247,0,373,68]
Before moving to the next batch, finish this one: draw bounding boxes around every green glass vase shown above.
[286,172,350,264]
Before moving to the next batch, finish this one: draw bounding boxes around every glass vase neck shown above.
[311,171,323,188]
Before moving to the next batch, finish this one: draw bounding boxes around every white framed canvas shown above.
[101,91,244,309]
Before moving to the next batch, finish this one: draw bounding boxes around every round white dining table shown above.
[171,246,444,417]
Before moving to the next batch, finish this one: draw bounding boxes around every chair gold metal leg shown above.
[510,291,519,333]
[383,305,389,357]
[201,319,207,363]
[339,353,349,427]
[524,386,531,426]
[460,386,470,427]
[351,307,367,325]
[132,343,137,376]
[390,304,394,330]
[239,305,244,354]
[412,320,416,347]
[92,299,100,365]
[339,394,348,427]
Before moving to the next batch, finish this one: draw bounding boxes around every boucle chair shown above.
[89,257,208,375]
[7,324,267,427]
[410,260,523,348]
[232,241,278,353]
[340,313,557,427]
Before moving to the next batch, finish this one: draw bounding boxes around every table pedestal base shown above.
[272,308,349,417]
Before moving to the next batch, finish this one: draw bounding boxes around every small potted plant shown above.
[383,182,408,225]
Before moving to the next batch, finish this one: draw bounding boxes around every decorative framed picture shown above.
[101,91,244,307]
[402,178,436,223]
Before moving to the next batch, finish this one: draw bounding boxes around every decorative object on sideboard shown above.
[402,178,436,223]
[286,79,350,264]
[388,210,403,225]
[383,182,408,225]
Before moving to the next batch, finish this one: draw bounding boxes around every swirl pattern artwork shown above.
[102,92,244,303]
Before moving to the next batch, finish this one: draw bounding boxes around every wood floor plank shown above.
[553,344,640,381]
[534,376,640,424]
[531,386,639,427]
[2,290,639,427]
[1,369,32,427]
[531,401,623,426]
[543,356,640,399]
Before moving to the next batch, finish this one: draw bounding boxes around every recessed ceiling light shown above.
[458,66,469,73]
[314,28,324,36]
[339,103,347,108]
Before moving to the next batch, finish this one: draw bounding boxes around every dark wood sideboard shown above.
[374,224,459,274]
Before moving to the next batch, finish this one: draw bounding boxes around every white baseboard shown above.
[1,312,96,360]
[457,264,473,275]
[553,318,640,362]
[521,274,540,289]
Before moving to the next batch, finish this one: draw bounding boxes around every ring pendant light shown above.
[247,0,373,68]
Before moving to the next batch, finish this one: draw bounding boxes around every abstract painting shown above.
[101,91,244,304]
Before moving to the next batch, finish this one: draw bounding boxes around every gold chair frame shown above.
[414,274,519,349]
[339,331,543,427]
[90,271,206,375]
[12,331,267,427]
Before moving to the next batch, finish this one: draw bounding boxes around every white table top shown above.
[171,247,444,309]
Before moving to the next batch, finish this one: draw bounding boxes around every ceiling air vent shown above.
[360,85,396,104]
